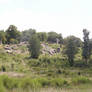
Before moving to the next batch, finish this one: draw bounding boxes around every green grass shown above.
[0,75,91,92]
[0,44,92,92]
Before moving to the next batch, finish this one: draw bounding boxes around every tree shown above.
[37,32,47,42]
[58,33,63,44]
[28,34,41,59]
[47,31,63,43]
[21,29,36,42]
[65,36,78,66]
[64,36,82,47]
[89,39,92,54]
[82,29,90,64]
[0,30,6,44]
[6,25,20,44]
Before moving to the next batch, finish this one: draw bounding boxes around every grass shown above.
[0,75,91,92]
[6,87,92,92]
[0,44,92,92]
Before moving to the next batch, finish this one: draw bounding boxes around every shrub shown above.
[39,55,52,64]
[72,76,91,85]
[37,78,50,87]
[10,38,18,44]
[20,77,41,89]
[0,79,6,92]
[50,78,68,87]
[1,75,19,89]
[28,59,39,67]
[28,34,41,59]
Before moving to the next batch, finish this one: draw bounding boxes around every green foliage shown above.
[38,55,64,66]
[28,59,39,67]
[0,26,92,91]
[64,36,82,47]
[47,31,63,43]
[0,75,69,90]
[48,43,60,49]
[1,75,19,89]
[0,77,6,92]
[0,75,91,91]
[64,36,79,66]
[21,28,36,41]
[89,39,92,54]
[0,30,6,44]
[28,34,41,58]
[50,78,68,87]
[6,25,20,44]
[20,78,41,89]
[37,32,47,42]
[10,38,18,44]
[37,78,50,87]
[72,76,91,85]
[82,29,90,64]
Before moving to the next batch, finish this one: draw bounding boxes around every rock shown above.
[57,48,60,53]
[6,50,13,54]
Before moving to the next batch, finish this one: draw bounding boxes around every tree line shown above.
[0,25,63,44]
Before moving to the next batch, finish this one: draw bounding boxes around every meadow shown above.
[0,43,92,92]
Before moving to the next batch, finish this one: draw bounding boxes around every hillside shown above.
[0,42,92,92]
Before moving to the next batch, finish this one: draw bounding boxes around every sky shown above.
[0,0,92,39]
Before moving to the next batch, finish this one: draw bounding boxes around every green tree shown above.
[82,29,90,64]
[47,31,63,43]
[28,34,41,59]
[6,25,20,44]
[0,30,6,44]
[58,33,63,44]
[65,36,78,66]
[64,36,82,47]
[21,29,36,42]
[89,39,92,54]
[37,32,47,42]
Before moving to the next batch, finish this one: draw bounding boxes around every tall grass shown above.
[0,75,91,92]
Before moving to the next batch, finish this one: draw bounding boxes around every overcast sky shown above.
[0,0,92,39]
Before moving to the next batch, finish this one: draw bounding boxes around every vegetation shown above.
[28,34,41,58]
[6,25,20,44]
[0,75,91,92]
[64,36,79,66]
[0,30,6,44]
[0,25,92,91]
[82,29,90,64]
[47,31,63,43]
[37,32,47,42]
[21,28,36,42]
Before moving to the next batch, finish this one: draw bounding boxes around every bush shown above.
[39,55,52,64]
[1,75,19,89]
[72,76,91,85]
[50,78,68,87]
[37,78,50,87]
[0,75,91,91]
[0,79,6,92]
[28,34,41,59]
[28,59,39,67]
[39,55,63,64]
[10,38,18,44]
[20,77,41,89]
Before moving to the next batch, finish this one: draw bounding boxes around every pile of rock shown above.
[4,45,13,53]
[4,45,21,54]
[41,43,60,55]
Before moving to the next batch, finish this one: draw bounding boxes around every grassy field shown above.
[0,74,91,92]
[0,44,92,92]
[6,88,92,92]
